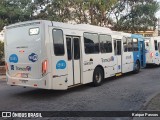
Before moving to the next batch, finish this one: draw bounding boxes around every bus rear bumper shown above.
[6,73,51,89]
[146,59,160,65]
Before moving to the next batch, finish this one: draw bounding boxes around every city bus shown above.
[144,37,160,65]
[112,32,146,74]
[4,20,146,90]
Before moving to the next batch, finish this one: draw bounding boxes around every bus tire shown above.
[92,67,104,87]
[133,60,140,74]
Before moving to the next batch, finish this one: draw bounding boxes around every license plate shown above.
[21,73,29,78]
[19,79,28,83]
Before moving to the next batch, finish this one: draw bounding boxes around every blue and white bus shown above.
[144,37,160,65]
[4,20,146,90]
[112,32,146,75]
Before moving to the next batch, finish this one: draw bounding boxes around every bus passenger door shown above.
[66,36,81,86]
[114,40,122,73]
[139,41,146,67]
[50,28,68,90]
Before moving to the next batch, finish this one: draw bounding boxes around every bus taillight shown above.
[42,60,48,75]
[150,52,154,57]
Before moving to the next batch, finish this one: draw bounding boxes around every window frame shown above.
[114,39,121,55]
[52,29,65,56]
[133,38,138,51]
[154,40,158,51]
[127,37,133,52]
[123,36,127,52]
[66,36,72,60]
[99,34,112,53]
[83,32,100,54]
[158,42,160,52]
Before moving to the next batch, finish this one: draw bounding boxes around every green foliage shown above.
[0,0,159,32]
[0,41,4,62]
[0,0,33,30]
[112,0,160,33]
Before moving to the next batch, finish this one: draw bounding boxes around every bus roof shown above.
[5,20,51,29]
[52,21,113,34]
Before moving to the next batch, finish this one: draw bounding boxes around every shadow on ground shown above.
[11,71,138,101]
[145,64,160,69]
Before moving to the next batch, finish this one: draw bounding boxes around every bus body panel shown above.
[5,22,42,79]
[122,52,134,73]
[5,20,53,89]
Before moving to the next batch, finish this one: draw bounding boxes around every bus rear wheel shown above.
[133,60,140,74]
[92,67,104,86]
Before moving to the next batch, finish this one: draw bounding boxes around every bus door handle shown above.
[90,58,93,61]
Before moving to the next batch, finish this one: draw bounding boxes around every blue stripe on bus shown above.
[131,34,146,69]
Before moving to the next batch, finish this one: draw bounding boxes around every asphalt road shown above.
[0,65,160,120]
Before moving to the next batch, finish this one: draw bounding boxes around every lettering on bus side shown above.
[10,65,31,71]
[84,61,93,65]
[101,56,114,63]
[126,55,132,59]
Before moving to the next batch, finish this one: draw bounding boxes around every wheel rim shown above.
[95,72,101,83]
[135,62,139,70]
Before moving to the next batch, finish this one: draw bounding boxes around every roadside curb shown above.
[132,92,160,120]
[140,91,160,110]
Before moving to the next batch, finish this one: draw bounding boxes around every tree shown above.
[0,0,33,30]
[35,0,72,22]
[112,0,159,33]
[0,41,4,62]
[0,0,159,33]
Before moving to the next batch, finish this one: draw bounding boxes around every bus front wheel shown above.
[92,67,104,87]
[133,60,140,74]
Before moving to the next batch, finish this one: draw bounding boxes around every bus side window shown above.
[117,41,121,55]
[99,34,112,53]
[84,33,99,54]
[53,29,65,56]
[114,40,117,55]
[127,37,133,52]
[146,42,149,46]
[74,37,80,60]
[66,37,72,60]
[158,42,160,52]
[133,38,138,51]
[154,40,158,51]
[123,37,127,52]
